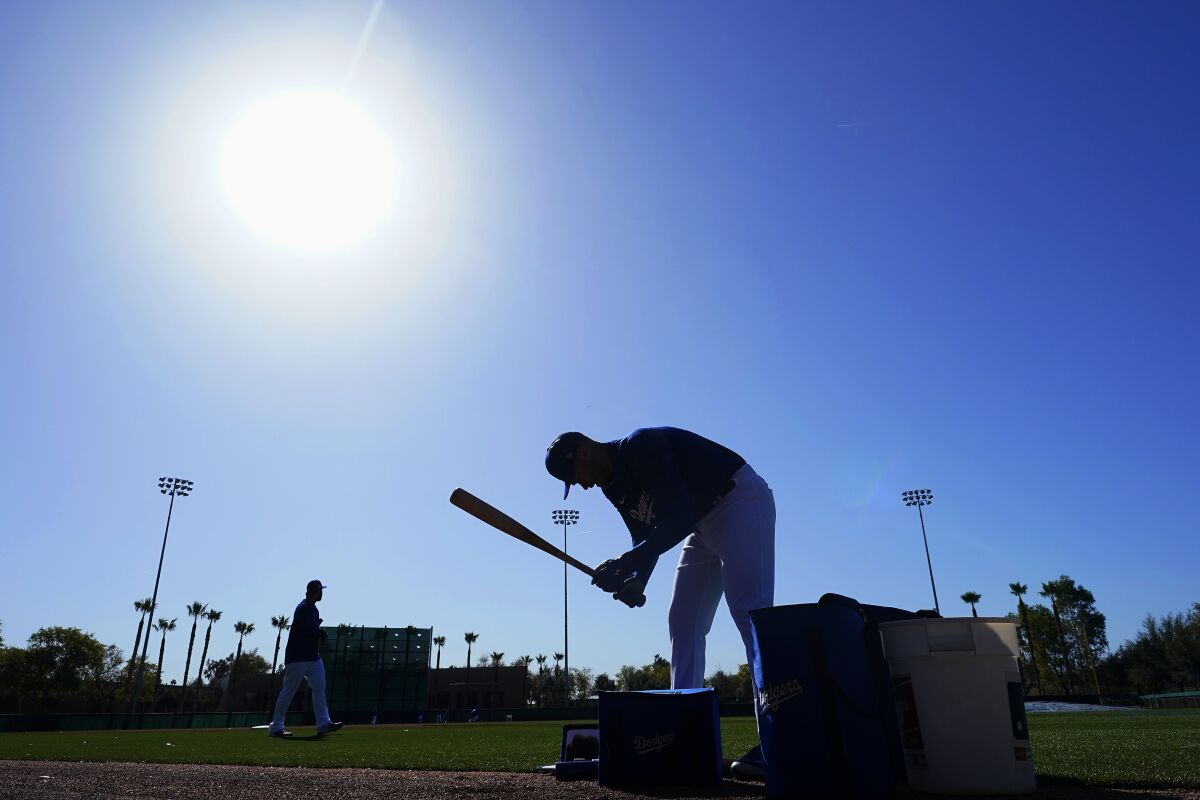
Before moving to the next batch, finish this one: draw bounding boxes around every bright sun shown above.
[220,89,395,252]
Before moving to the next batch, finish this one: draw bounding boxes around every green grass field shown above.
[0,717,759,773]
[1,711,1197,789]
[1027,710,1200,789]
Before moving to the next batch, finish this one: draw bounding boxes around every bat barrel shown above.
[450,487,642,606]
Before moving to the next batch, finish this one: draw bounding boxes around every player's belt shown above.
[709,478,737,508]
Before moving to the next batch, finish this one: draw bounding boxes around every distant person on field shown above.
[268,579,344,738]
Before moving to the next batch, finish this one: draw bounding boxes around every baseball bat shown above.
[449,488,645,607]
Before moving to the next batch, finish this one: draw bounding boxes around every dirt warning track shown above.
[1,761,1197,800]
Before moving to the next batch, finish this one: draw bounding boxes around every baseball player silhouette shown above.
[545,427,776,698]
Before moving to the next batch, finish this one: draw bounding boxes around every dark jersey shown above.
[601,427,746,575]
[284,599,322,664]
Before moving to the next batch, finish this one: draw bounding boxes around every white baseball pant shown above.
[668,463,775,697]
[269,657,332,732]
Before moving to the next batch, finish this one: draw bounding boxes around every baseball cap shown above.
[306,579,327,593]
[545,432,586,499]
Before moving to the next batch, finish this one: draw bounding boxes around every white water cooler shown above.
[880,618,1037,795]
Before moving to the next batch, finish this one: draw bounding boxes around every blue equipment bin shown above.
[597,688,722,787]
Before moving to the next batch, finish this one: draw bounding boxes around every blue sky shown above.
[2,1,1197,685]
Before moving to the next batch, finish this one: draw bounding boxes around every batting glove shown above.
[613,578,647,609]
[592,557,632,592]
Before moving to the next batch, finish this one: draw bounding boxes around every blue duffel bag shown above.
[750,597,925,798]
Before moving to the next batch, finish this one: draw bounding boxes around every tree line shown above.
[1102,604,1200,695]
[1005,575,1108,696]
[427,631,748,707]
[428,631,598,707]
[0,599,294,714]
[958,574,1200,697]
[5,582,1198,713]
[950,576,1107,695]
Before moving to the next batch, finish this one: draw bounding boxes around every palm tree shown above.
[233,621,254,668]
[1010,582,1043,695]
[233,621,254,659]
[1063,580,1103,696]
[228,621,254,711]
[269,615,291,676]
[152,617,178,709]
[464,632,479,691]
[432,635,446,696]
[490,651,505,687]
[179,602,207,709]
[518,655,532,707]
[125,598,154,689]
[135,598,162,701]
[1040,580,1074,694]
[961,591,981,618]
[192,608,221,712]
[533,654,548,707]
[268,615,291,707]
[553,652,565,703]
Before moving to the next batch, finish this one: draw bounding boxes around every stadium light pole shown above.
[129,477,193,716]
[551,509,579,705]
[901,489,940,615]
